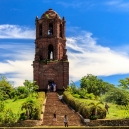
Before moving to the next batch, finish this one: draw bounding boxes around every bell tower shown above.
[33,9,69,91]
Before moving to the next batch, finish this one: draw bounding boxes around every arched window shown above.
[48,44,54,60]
[39,24,42,36]
[60,24,62,37]
[48,23,53,35]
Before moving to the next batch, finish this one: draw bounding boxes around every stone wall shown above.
[87,119,129,126]
[0,120,42,127]
[1,119,129,128]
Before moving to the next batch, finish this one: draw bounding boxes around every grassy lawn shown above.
[0,98,27,124]
[106,104,129,119]
[3,97,37,113]
[3,98,28,114]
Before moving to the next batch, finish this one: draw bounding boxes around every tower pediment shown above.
[41,8,61,19]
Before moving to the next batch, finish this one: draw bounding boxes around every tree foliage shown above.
[104,88,129,105]
[88,102,104,116]
[0,75,14,100]
[80,74,111,96]
[66,81,96,100]
[21,98,36,119]
[118,78,129,90]
[14,86,29,99]
[76,74,129,105]
[23,80,38,95]
[13,80,39,100]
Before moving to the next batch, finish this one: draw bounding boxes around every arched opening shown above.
[39,24,42,36]
[60,24,62,37]
[48,80,56,91]
[48,44,54,60]
[48,23,53,35]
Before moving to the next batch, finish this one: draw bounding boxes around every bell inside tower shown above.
[48,23,53,35]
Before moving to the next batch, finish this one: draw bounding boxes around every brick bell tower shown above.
[33,9,69,91]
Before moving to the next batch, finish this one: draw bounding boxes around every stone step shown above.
[43,92,83,126]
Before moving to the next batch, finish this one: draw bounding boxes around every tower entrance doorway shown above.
[48,80,56,91]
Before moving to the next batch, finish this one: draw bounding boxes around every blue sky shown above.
[1,0,129,87]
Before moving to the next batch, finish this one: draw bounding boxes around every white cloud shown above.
[105,0,129,11]
[0,60,33,86]
[0,42,34,87]
[67,31,129,82]
[1,25,129,86]
[0,24,35,39]
[0,60,33,87]
[57,1,89,8]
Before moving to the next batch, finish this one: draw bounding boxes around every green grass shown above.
[4,98,27,113]
[0,98,27,124]
[106,104,129,119]
[4,97,37,113]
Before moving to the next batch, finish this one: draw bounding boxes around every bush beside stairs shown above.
[42,92,83,126]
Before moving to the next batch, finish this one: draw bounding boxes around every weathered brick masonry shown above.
[33,9,69,90]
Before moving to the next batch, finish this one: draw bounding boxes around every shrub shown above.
[30,106,41,120]
[19,112,27,120]
[97,108,106,119]
[0,101,5,112]
[83,106,91,118]
[73,94,80,98]
[74,100,82,112]
[90,115,98,120]
[63,91,73,105]
[2,109,18,124]
[19,92,45,120]
[0,114,4,123]
[29,92,45,120]
[63,91,106,119]
[78,88,87,98]
[85,93,95,100]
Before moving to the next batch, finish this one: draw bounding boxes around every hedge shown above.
[63,91,106,119]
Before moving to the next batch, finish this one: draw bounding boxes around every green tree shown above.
[88,102,103,116]
[14,86,29,99]
[23,80,38,95]
[21,98,36,119]
[0,75,14,99]
[65,81,78,94]
[80,74,107,96]
[118,78,129,90]
[104,88,129,105]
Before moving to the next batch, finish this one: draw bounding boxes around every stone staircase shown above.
[42,92,83,126]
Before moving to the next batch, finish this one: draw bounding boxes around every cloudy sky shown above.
[1,0,129,87]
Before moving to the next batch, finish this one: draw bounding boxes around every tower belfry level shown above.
[33,9,69,91]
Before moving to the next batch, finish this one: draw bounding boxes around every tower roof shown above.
[41,8,61,19]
